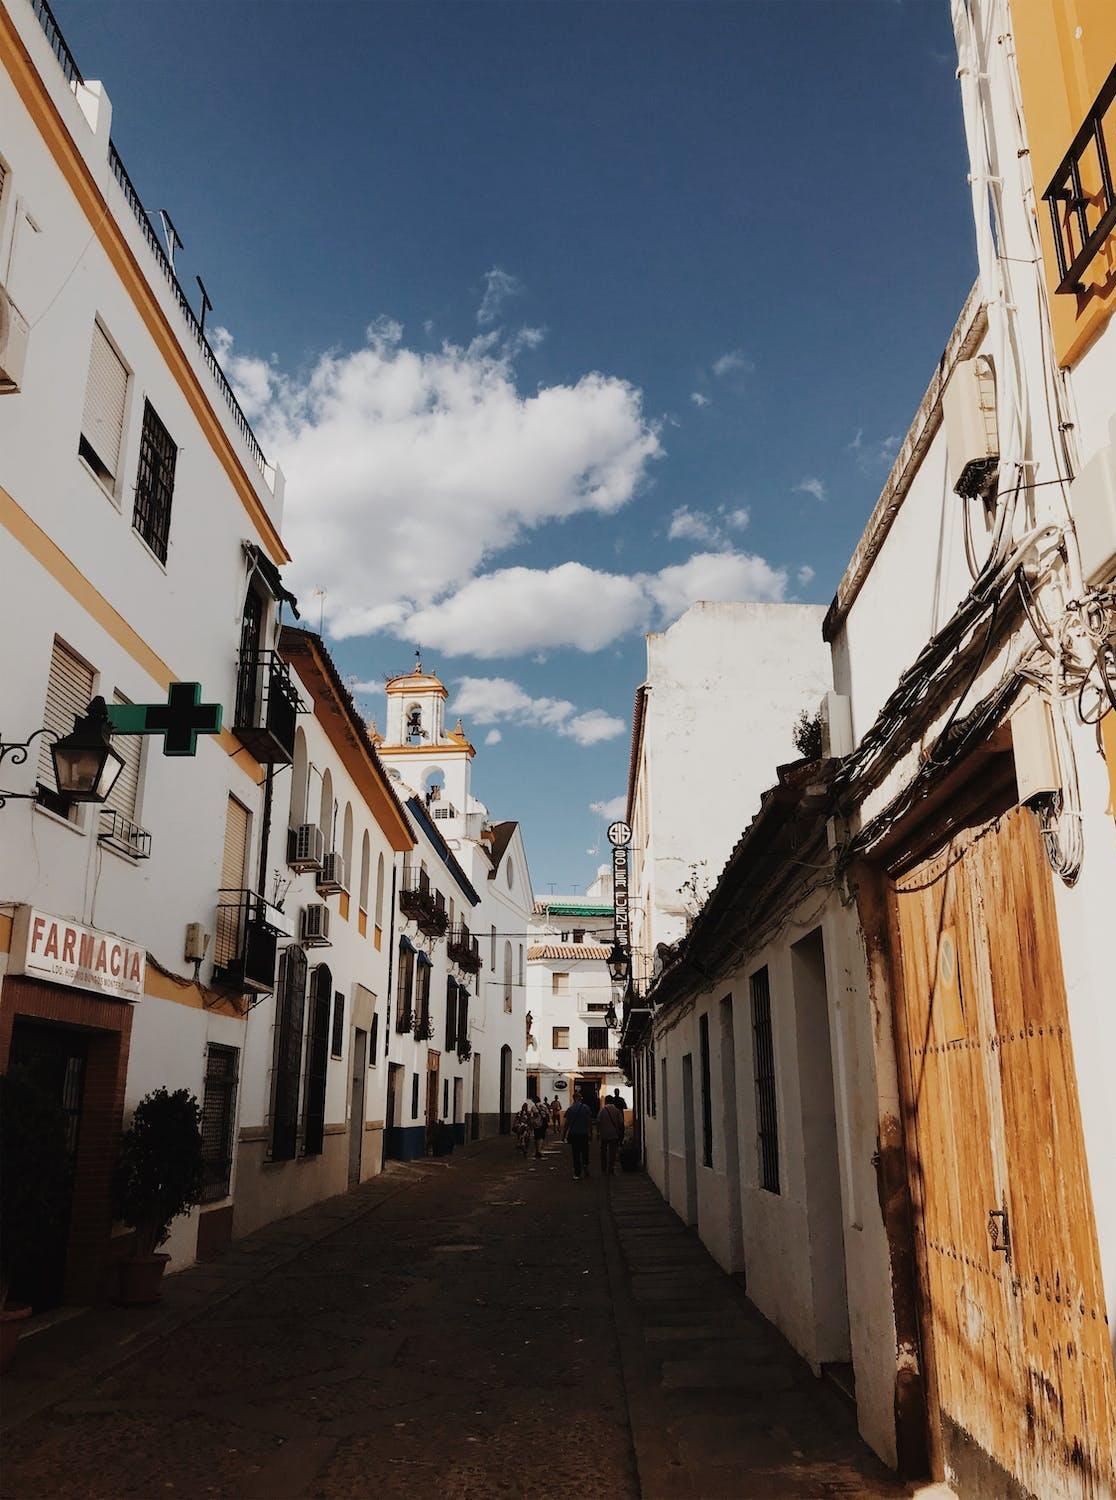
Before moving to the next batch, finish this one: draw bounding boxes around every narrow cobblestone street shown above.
[2,1142,929,1499]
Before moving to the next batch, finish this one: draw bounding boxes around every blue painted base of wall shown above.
[384,1125,426,1161]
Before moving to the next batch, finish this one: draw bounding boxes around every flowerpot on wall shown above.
[0,1305,32,1372]
[115,1253,171,1306]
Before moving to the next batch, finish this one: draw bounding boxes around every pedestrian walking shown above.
[596,1093,624,1175]
[514,1102,533,1156]
[562,1088,593,1179]
[551,1097,561,1132]
[530,1098,547,1159]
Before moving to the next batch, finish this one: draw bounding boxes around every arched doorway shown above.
[498,1044,512,1134]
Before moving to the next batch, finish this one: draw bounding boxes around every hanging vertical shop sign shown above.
[608,819,632,963]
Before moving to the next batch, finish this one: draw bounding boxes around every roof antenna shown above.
[158,210,182,272]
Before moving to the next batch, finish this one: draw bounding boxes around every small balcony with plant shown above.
[447,924,481,973]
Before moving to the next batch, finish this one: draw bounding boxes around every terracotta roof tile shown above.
[527,944,612,961]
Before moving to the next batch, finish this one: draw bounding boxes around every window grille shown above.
[200,1044,239,1202]
[586,1025,609,1050]
[303,965,332,1156]
[750,967,780,1193]
[444,976,458,1052]
[36,638,94,819]
[132,399,177,563]
[271,945,307,1161]
[395,942,414,1031]
[415,957,432,1031]
[699,1013,713,1168]
[331,990,345,1059]
[457,989,469,1048]
[79,322,128,488]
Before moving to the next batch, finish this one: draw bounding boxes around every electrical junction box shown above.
[942,354,999,499]
[1070,438,1116,588]
[184,923,210,962]
[1011,694,1060,806]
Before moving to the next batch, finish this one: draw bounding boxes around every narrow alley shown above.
[0,1140,922,1500]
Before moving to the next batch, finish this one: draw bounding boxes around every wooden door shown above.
[425,1050,440,1154]
[888,805,1116,1499]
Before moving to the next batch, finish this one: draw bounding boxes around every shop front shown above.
[1,907,143,1306]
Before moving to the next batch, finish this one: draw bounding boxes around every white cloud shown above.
[797,564,816,587]
[590,795,627,820]
[413,549,788,658]
[712,349,753,378]
[795,476,827,503]
[453,677,625,747]
[690,392,710,408]
[484,729,502,745]
[477,266,522,326]
[217,322,662,641]
[848,428,901,471]
[667,504,749,549]
[668,506,720,545]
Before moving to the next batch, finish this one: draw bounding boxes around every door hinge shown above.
[988,1208,1011,1266]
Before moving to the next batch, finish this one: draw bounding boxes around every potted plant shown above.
[0,1068,72,1370]
[112,1087,203,1306]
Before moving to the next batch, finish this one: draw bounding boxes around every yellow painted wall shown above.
[1010,0,1116,365]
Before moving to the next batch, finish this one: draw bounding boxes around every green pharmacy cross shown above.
[107,683,223,757]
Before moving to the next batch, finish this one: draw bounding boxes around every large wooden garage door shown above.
[888,804,1115,1499]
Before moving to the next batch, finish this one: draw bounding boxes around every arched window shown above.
[291,729,308,827]
[503,941,513,1012]
[341,805,354,912]
[374,853,385,932]
[406,703,423,745]
[319,769,334,846]
[271,945,308,1161]
[359,831,370,936]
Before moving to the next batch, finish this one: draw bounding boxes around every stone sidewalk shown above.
[599,1171,944,1499]
[1,1140,951,1498]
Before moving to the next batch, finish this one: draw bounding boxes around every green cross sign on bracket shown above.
[106,682,223,757]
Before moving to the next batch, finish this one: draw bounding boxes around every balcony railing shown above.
[578,1047,619,1069]
[1043,64,1116,295]
[447,925,482,974]
[98,808,152,860]
[211,889,279,994]
[30,0,83,87]
[233,649,299,764]
[399,868,448,937]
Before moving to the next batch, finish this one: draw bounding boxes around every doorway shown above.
[498,1044,512,1134]
[453,1076,464,1144]
[348,1028,367,1186]
[470,1051,481,1140]
[385,1061,404,1159]
[791,928,849,1365]
[425,1050,441,1154]
[6,1019,86,1309]
[886,802,1116,1497]
[681,1053,698,1226]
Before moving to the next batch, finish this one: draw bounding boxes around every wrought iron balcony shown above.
[578,1047,619,1068]
[98,808,152,860]
[1043,64,1116,295]
[211,889,279,994]
[233,649,299,764]
[399,868,448,937]
[447,924,482,973]
[413,1013,435,1042]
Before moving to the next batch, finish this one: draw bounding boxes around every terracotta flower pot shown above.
[116,1253,171,1306]
[1,1304,32,1372]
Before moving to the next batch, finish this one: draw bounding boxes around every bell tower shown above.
[377,653,475,829]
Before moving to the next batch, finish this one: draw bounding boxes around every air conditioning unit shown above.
[184,923,211,962]
[316,850,348,896]
[287,822,324,872]
[943,354,999,499]
[0,287,30,395]
[300,902,331,947]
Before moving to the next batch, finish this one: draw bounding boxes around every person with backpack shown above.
[596,1093,625,1175]
[562,1088,593,1179]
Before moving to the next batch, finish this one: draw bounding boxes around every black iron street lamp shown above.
[0,697,124,809]
[606,940,628,985]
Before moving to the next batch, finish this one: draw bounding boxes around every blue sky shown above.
[59,0,975,894]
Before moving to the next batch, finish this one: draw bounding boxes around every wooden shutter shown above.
[80,323,128,480]
[221,796,249,893]
[37,640,94,789]
[103,691,141,820]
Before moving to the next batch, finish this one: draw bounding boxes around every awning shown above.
[244,541,300,617]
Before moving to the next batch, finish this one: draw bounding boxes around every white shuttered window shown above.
[103,692,141,821]
[79,323,128,488]
[222,796,250,893]
[37,640,94,815]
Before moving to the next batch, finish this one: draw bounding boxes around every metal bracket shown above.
[988,1208,1012,1265]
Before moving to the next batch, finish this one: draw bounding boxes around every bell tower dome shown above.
[378,653,476,827]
